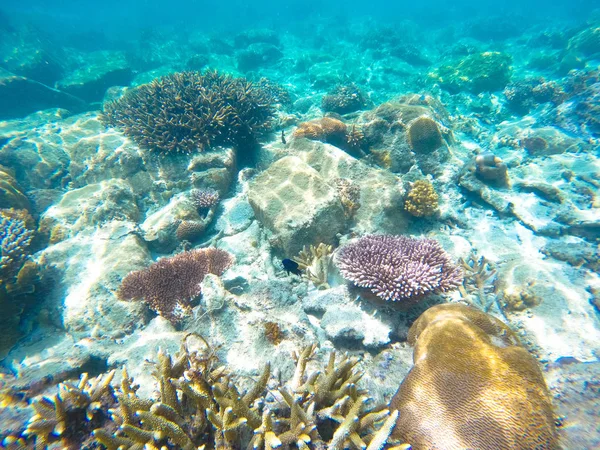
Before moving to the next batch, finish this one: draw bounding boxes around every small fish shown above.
[281,130,286,145]
[282,258,302,275]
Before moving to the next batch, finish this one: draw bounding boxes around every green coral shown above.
[430,51,513,93]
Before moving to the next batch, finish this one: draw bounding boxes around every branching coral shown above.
[336,234,463,304]
[117,248,234,323]
[406,116,443,153]
[24,371,117,449]
[102,70,276,154]
[321,83,369,114]
[458,250,499,314]
[64,337,399,449]
[404,180,439,217]
[292,243,334,290]
[190,188,220,212]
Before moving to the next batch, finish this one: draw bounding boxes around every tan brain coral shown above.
[390,303,558,450]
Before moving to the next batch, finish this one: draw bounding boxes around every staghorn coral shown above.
[336,234,463,305]
[390,303,558,449]
[102,70,275,154]
[406,116,443,153]
[24,371,117,449]
[458,250,499,314]
[86,337,401,449]
[334,177,361,218]
[117,248,234,323]
[321,83,369,114]
[292,243,334,290]
[404,180,439,218]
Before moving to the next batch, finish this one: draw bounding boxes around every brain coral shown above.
[102,70,275,154]
[335,234,463,304]
[407,116,443,153]
[390,303,558,450]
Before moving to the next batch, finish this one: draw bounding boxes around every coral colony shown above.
[0,5,599,449]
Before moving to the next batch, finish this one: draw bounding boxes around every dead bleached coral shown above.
[102,70,275,154]
[334,177,361,218]
[390,303,558,449]
[336,235,463,305]
[292,243,334,290]
[117,248,234,323]
[403,180,439,218]
[87,337,401,449]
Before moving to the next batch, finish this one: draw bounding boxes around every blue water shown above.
[0,0,599,448]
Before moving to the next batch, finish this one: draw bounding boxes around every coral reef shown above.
[458,251,499,313]
[102,70,275,154]
[190,188,220,212]
[117,248,234,323]
[0,165,30,211]
[430,51,513,93]
[336,235,463,305]
[293,117,349,149]
[406,116,443,153]
[321,83,369,114]
[503,77,564,114]
[390,303,558,449]
[403,180,439,217]
[23,371,117,449]
[474,152,509,186]
[175,220,206,242]
[19,338,400,449]
[292,243,334,290]
[0,211,34,288]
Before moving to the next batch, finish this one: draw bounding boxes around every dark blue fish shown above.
[282,258,302,275]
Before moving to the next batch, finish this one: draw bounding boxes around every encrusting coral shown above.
[21,336,404,449]
[102,70,276,154]
[390,303,558,449]
[403,180,439,217]
[336,234,463,305]
[406,116,443,153]
[117,248,234,323]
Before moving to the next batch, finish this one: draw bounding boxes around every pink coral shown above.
[118,248,233,323]
[335,234,463,303]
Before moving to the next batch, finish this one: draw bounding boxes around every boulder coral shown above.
[406,116,443,153]
[390,303,558,449]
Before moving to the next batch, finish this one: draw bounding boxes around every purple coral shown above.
[118,248,234,323]
[335,234,463,303]
[190,188,220,210]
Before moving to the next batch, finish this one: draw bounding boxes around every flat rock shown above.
[0,68,86,120]
[248,155,345,256]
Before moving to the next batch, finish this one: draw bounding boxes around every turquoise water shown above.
[0,1,599,449]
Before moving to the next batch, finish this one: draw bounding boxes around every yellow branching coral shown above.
[404,180,439,217]
[292,243,334,289]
